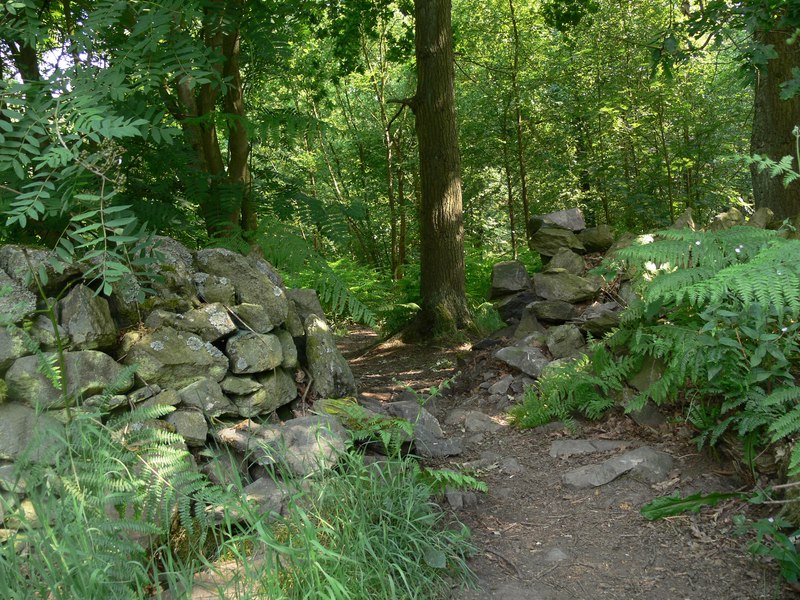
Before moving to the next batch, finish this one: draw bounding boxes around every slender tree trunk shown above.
[222,18,256,232]
[502,109,518,258]
[656,94,675,222]
[751,27,800,220]
[396,140,408,279]
[171,1,255,238]
[508,0,530,232]
[408,0,470,336]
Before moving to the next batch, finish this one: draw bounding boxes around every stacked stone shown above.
[0,238,358,501]
[488,208,622,380]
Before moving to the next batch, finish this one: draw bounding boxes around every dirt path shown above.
[340,327,798,600]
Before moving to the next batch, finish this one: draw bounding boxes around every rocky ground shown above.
[342,327,799,600]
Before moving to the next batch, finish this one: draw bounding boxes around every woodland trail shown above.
[340,327,798,600]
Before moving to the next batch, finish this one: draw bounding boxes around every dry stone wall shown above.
[484,205,778,417]
[0,238,362,500]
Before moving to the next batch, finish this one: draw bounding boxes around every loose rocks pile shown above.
[488,207,622,385]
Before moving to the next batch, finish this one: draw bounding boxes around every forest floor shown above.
[339,326,799,600]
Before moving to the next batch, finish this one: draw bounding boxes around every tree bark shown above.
[751,27,800,220]
[408,0,470,337]
[508,0,530,233]
[170,0,256,237]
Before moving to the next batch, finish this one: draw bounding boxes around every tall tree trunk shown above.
[751,27,800,220]
[508,0,530,232]
[408,0,470,337]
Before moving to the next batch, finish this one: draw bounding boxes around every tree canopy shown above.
[1,0,797,332]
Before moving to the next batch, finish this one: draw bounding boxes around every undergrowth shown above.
[280,243,535,336]
[0,319,479,599]
[511,226,800,474]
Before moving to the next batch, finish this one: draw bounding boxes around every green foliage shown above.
[743,125,800,189]
[510,345,638,429]
[414,466,488,495]
[734,514,800,585]
[515,226,800,477]
[257,222,377,326]
[0,399,229,598]
[314,396,414,457]
[640,491,744,520]
[472,302,507,335]
[254,452,477,599]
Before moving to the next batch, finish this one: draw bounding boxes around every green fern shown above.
[414,466,488,495]
[256,220,377,326]
[515,226,800,475]
[313,396,414,457]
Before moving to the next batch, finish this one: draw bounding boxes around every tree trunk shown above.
[751,27,800,220]
[171,0,255,238]
[508,0,530,233]
[408,0,470,337]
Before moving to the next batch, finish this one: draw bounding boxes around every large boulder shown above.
[0,245,82,295]
[231,303,276,334]
[490,261,531,299]
[225,332,283,375]
[544,248,585,276]
[216,415,347,476]
[120,326,229,389]
[195,248,288,329]
[286,289,327,324]
[495,291,540,324]
[0,404,63,462]
[193,273,236,306]
[231,368,297,417]
[177,378,236,418]
[57,284,118,351]
[384,401,463,458]
[527,300,577,323]
[562,447,673,489]
[219,375,261,396]
[0,268,37,325]
[27,314,67,351]
[533,272,601,304]
[145,303,236,343]
[529,208,586,233]
[529,226,585,257]
[107,236,197,327]
[577,225,615,253]
[0,327,27,376]
[275,329,299,369]
[5,351,134,410]
[575,302,622,336]
[305,315,356,399]
[671,208,695,230]
[165,408,208,447]
[747,207,775,229]
[709,207,745,231]
[546,324,585,359]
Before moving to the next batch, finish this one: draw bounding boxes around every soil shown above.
[340,327,800,600]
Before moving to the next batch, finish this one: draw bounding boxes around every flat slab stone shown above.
[464,411,504,433]
[494,346,550,378]
[488,374,514,396]
[562,446,673,489]
[490,261,532,299]
[216,415,346,476]
[549,439,630,458]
